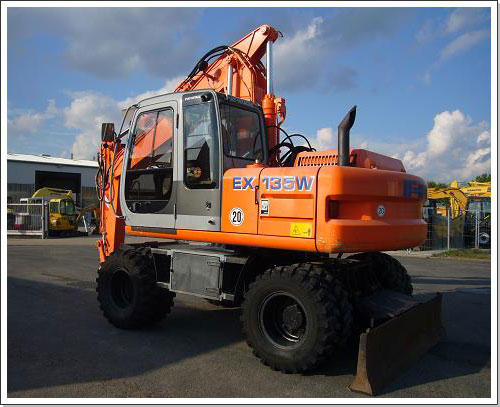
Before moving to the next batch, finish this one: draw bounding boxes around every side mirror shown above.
[101,123,115,142]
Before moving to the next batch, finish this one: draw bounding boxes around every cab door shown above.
[121,101,178,230]
[174,93,221,231]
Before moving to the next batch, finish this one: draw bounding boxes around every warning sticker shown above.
[290,223,313,238]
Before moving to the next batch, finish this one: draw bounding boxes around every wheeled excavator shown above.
[95,25,444,395]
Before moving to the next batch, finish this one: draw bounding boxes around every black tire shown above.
[241,263,353,373]
[347,252,413,295]
[96,248,175,329]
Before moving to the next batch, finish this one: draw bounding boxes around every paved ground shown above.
[7,236,492,398]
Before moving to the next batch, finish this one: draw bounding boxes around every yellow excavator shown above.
[427,187,468,219]
[20,188,99,235]
[450,180,491,198]
[427,182,491,248]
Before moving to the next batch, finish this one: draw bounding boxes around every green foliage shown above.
[434,249,490,260]
[474,173,491,183]
[427,180,448,189]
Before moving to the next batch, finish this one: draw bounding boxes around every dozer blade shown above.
[349,292,444,396]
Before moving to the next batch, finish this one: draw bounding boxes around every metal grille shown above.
[421,208,491,250]
[296,153,338,167]
[7,203,48,238]
[295,152,357,167]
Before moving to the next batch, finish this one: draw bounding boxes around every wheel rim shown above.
[479,232,490,245]
[110,268,134,309]
[259,292,308,349]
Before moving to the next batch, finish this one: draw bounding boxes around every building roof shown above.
[7,153,98,168]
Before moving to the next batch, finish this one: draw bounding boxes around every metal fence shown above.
[7,203,48,238]
[421,208,491,251]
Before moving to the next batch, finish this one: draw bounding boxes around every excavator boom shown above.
[427,187,469,218]
[174,24,285,153]
[174,25,278,99]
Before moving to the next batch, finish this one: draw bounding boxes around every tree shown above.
[474,173,491,183]
[427,180,448,189]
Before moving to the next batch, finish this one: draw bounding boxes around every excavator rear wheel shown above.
[96,248,175,329]
[241,263,353,373]
[347,252,413,295]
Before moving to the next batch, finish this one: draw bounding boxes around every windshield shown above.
[119,106,138,143]
[469,199,490,213]
[482,200,491,213]
[60,200,76,215]
[220,103,263,168]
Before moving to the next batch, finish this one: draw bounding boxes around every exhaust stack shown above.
[338,105,357,166]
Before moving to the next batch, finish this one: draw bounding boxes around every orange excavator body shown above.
[126,157,426,255]
[95,24,427,262]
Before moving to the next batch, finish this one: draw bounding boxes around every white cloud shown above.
[64,92,120,160]
[440,29,489,61]
[118,77,183,109]
[65,78,182,159]
[477,130,490,144]
[445,8,486,33]
[416,8,489,81]
[307,110,490,182]
[8,76,189,159]
[416,20,435,44]
[274,17,324,91]
[416,8,488,44]
[312,127,335,151]
[403,150,427,170]
[273,9,411,92]
[8,99,57,137]
[402,110,490,181]
[8,8,203,79]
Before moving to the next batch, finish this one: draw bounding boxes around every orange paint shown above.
[126,226,317,253]
[124,164,426,255]
[315,166,427,253]
[96,24,428,263]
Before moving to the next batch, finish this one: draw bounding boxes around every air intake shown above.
[295,151,356,167]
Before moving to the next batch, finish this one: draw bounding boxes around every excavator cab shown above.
[119,90,268,233]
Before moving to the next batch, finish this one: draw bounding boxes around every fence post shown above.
[475,210,480,249]
[447,207,451,251]
[42,202,47,239]
[83,215,88,234]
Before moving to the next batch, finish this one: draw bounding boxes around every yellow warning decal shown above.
[290,223,313,238]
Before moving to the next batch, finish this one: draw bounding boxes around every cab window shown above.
[60,200,75,215]
[49,202,59,214]
[220,103,263,170]
[183,102,219,189]
[125,108,174,213]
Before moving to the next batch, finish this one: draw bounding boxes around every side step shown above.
[349,292,444,396]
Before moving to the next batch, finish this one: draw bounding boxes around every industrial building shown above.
[7,153,98,208]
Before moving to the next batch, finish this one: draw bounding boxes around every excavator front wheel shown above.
[242,263,353,373]
[96,248,175,329]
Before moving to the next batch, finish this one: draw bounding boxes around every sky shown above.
[6,6,492,182]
